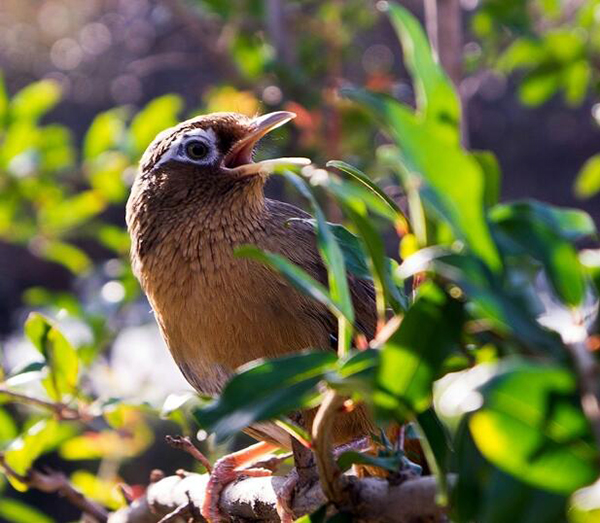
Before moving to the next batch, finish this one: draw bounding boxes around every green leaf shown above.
[0,499,54,523]
[4,419,58,491]
[376,282,463,417]
[469,361,599,494]
[342,204,407,314]
[284,172,355,328]
[39,190,106,234]
[574,154,600,199]
[0,407,18,445]
[235,245,344,318]
[337,450,402,473]
[453,421,568,523]
[387,3,461,141]
[326,160,408,230]
[347,89,501,272]
[11,80,61,122]
[490,201,590,306]
[399,249,563,354]
[129,94,182,156]
[83,108,127,160]
[38,240,91,274]
[193,351,336,442]
[473,151,502,208]
[519,70,560,106]
[24,313,79,401]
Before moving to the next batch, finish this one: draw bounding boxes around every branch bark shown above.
[108,471,453,523]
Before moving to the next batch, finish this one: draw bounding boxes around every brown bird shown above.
[126,111,377,521]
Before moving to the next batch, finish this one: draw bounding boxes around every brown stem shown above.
[165,435,212,473]
[0,387,84,421]
[311,390,349,507]
[0,455,108,523]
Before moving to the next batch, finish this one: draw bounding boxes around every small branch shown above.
[0,387,85,421]
[0,455,108,523]
[566,337,600,454]
[165,435,212,473]
[311,390,350,508]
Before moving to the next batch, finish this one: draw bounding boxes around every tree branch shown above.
[0,455,108,523]
[108,471,453,523]
[0,387,87,421]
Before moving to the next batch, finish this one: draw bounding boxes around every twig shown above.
[0,455,108,523]
[0,387,84,421]
[566,337,600,454]
[165,435,212,473]
[156,502,192,523]
[311,390,350,507]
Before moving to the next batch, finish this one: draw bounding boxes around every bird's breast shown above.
[133,223,330,396]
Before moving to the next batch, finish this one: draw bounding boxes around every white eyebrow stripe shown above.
[154,127,218,170]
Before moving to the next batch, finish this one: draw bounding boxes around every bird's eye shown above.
[184,140,209,161]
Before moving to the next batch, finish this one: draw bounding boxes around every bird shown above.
[126,111,378,521]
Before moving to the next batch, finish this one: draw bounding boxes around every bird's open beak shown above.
[222,111,311,177]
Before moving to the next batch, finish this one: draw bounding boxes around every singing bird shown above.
[126,112,377,521]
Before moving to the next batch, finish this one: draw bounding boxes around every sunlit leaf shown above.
[38,240,91,274]
[0,498,54,523]
[469,361,598,494]
[24,313,79,401]
[574,154,600,200]
[129,94,182,156]
[71,470,125,510]
[4,420,58,491]
[11,80,61,122]
[83,107,127,160]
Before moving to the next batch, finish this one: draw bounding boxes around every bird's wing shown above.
[264,199,377,342]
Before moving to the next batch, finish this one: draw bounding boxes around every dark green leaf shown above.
[193,351,336,442]
[376,282,463,417]
[337,450,402,473]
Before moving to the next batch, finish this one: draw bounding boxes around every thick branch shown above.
[108,472,452,523]
[0,456,108,523]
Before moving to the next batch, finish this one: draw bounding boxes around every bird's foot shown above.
[201,441,278,522]
[276,468,300,523]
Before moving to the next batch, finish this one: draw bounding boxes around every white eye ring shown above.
[184,140,210,161]
[153,127,219,170]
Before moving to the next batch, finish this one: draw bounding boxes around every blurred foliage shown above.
[471,0,600,200]
[0,1,599,522]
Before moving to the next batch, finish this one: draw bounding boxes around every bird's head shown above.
[134,111,309,207]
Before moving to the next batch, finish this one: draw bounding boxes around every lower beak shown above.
[223,111,311,176]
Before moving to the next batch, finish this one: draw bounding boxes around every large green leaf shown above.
[398,249,563,354]
[453,421,568,523]
[347,89,501,273]
[387,3,461,141]
[24,313,79,401]
[193,351,337,442]
[376,282,463,417]
[284,172,354,353]
[469,361,598,494]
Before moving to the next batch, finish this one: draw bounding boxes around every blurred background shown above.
[0,0,599,520]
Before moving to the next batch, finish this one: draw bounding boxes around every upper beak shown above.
[223,111,311,176]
